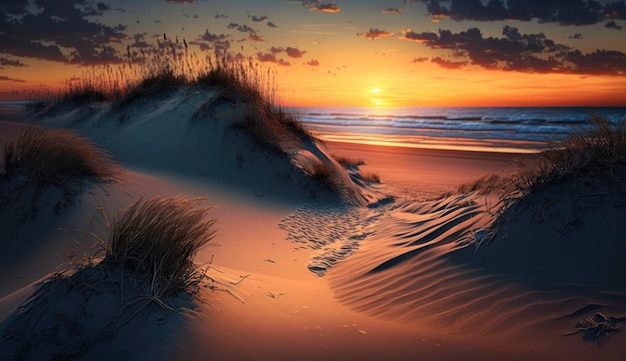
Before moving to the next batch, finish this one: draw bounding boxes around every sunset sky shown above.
[1,0,625,107]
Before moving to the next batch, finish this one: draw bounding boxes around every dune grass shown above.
[305,160,339,188]
[333,154,365,169]
[0,127,119,220]
[101,196,216,296]
[43,34,313,155]
[2,128,118,187]
[459,114,626,200]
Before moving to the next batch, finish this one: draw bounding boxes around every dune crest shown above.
[24,88,389,207]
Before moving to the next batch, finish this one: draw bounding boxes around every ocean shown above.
[2,102,626,154]
[294,107,626,153]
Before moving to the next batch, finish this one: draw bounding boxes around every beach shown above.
[0,94,624,361]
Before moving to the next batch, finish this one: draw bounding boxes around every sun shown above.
[370,87,383,106]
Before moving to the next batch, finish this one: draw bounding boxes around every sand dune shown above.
[1,91,624,360]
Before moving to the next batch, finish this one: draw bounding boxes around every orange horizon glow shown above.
[4,63,626,108]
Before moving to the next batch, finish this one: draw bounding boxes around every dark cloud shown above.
[0,0,128,65]
[267,21,278,28]
[411,57,429,63]
[251,15,268,22]
[401,25,626,75]
[96,2,112,11]
[431,57,467,69]
[418,0,626,26]
[248,34,265,42]
[605,1,626,19]
[0,56,27,67]
[227,23,256,33]
[256,52,291,66]
[129,33,151,48]
[165,0,196,3]
[304,59,320,66]
[302,1,341,13]
[215,12,228,19]
[285,47,306,58]
[383,8,402,14]
[357,28,394,40]
[569,33,584,40]
[605,20,624,29]
[0,75,25,83]
[188,41,211,51]
[199,29,229,42]
[561,49,626,74]
[270,47,285,54]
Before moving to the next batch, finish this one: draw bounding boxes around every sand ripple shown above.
[279,203,387,276]
[327,193,626,337]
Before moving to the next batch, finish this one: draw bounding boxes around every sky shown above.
[1,0,626,107]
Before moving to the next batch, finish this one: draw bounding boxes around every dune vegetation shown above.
[459,113,626,201]
[103,196,216,297]
[0,127,118,219]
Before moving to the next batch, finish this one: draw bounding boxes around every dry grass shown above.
[361,172,381,184]
[305,160,338,188]
[2,128,118,188]
[333,154,365,168]
[458,114,626,200]
[0,128,119,221]
[103,196,216,296]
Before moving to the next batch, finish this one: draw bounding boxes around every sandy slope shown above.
[1,91,625,360]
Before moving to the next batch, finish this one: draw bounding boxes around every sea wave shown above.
[294,106,626,152]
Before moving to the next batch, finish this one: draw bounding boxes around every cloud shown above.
[569,33,584,40]
[165,0,196,3]
[198,29,229,42]
[215,12,228,19]
[303,1,341,13]
[0,56,27,67]
[382,8,402,14]
[0,75,25,83]
[270,47,284,54]
[605,20,624,30]
[411,57,429,63]
[418,0,626,26]
[267,21,278,28]
[188,41,211,51]
[399,29,438,43]
[285,47,306,58]
[248,34,265,42]
[605,2,626,19]
[0,0,128,65]
[129,32,151,48]
[357,28,394,40]
[431,57,467,69]
[401,25,626,75]
[251,15,268,22]
[256,52,291,66]
[227,23,256,33]
[304,59,320,66]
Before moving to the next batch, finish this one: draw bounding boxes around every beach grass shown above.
[306,160,338,187]
[1,128,118,188]
[0,127,119,220]
[459,114,626,199]
[103,196,216,296]
[333,154,365,169]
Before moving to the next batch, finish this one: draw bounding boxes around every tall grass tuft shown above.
[305,160,338,188]
[510,114,626,195]
[457,113,626,201]
[2,128,118,187]
[104,196,216,296]
[333,154,365,169]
